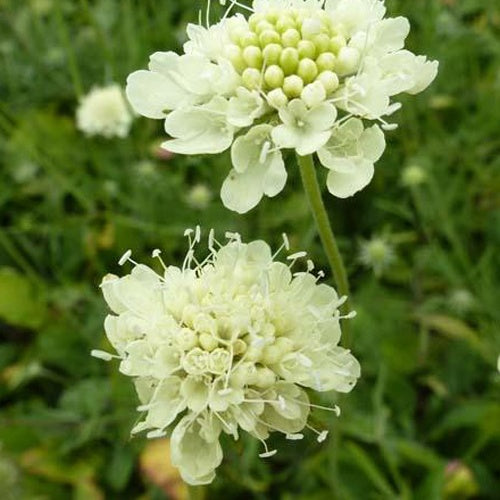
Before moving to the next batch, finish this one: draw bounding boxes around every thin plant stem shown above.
[54,1,83,98]
[187,485,206,500]
[296,153,352,345]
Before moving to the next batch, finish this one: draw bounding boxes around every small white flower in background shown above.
[401,164,427,187]
[126,0,438,213]
[447,289,475,315]
[186,183,213,210]
[76,85,133,138]
[93,228,360,485]
[359,235,395,276]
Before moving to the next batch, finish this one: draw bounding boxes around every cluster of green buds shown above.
[225,8,360,107]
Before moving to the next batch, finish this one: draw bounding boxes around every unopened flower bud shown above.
[243,45,263,69]
[301,81,326,107]
[246,344,264,362]
[298,58,318,84]
[248,13,265,31]
[240,31,259,47]
[336,47,360,75]
[314,34,331,53]
[329,34,346,53]
[199,333,218,352]
[242,67,261,89]
[175,328,198,350]
[225,44,246,73]
[317,70,339,93]
[267,88,289,108]
[255,20,274,35]
[276,15,295,33]
[298,40,316,59]
[254,367,276,388]
[263,43,282,64]
[280,47,299,75]
[232,339,247,355]
[260,29,280,46]
[282,28,301,47]
[301,17,322,39]
[262,345,282,365]
[264,65,285,89]
[316,52,336,72]
[274,336,294,353]
[283,75,304,98]
[265,9,279,23]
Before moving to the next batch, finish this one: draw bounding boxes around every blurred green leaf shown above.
[0,267,46,329]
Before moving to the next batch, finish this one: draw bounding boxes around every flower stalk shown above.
[188,485,206,500]
[297,153,351,345]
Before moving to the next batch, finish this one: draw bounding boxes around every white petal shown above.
[263,152,287,197]
[326,159,374,198]
[271,124,302,150]
[148,51,179,75]
[372,17,410,56]
[306,103,337,131]
[407,58,439,95]
[163,100,234,155]
[220,168,265,214]
[126,70,189,118]
[296,130,332,156]
[359,125,386,163]
[171,416,223,485]
[231,124,272,173]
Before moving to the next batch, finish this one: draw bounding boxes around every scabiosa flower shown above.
[359,235,395,276]
[126,0,438,213]
[76,84,133,138]
[92,228,360,485]
[186,183,213,210]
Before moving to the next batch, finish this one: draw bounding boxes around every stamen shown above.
[259,141,271,164]
[317,430,329,443]
[336,295,348,307]
[287,251,307,260]
[286,433,304,440]
[147,429,167,439]
[208,228,215,252]
[258,439,277,458]
[382,123,398,131]
[118,249,132,266]
[90,349,118,361]
[278,396,286,410]
[282,233,290,251]
[340,311,357,320]
[259,449,278,458]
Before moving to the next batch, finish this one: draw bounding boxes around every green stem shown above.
[296,153,352,345]
[187,485,206,500]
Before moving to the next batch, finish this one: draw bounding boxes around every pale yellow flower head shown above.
[93,228,360,484]
[76,84,133,138]
[126,0,438,212]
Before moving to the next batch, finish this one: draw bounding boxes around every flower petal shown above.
[326,159,374,198]
[171,415,223,485]
[126,70,189,119]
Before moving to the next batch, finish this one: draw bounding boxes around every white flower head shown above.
[76,84,133,138]
[358,235,395,276]
[94,228,360,485]
[126,0,438,211]
[186,183,213,210]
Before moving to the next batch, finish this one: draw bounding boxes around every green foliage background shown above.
[0,0,499,498]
